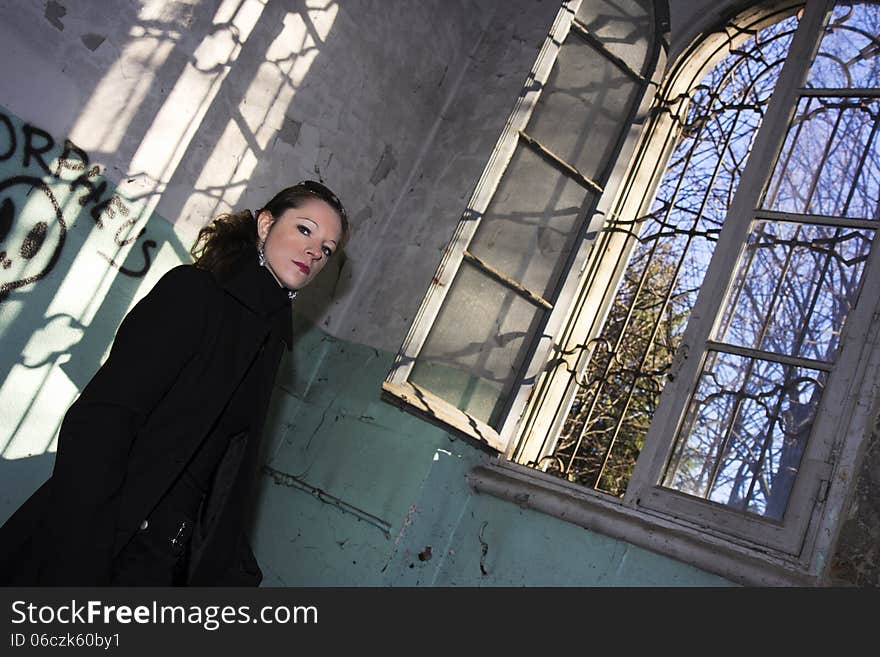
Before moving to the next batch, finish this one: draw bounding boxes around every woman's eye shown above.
[322,247,333,258]
[298,225,311,236]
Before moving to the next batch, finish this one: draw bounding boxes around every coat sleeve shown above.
[36,265,215,585]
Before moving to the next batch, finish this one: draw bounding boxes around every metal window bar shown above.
[570,87,750,488]
[554,25,797,492]
[508,13,670,465]
[755,209,878,227]
[518,130,604,195]
[611,1,848,555]
[704,341,835,371]
[740,242,856,510]
[713,220,865,512]
[569,16,648,84]
[680,115,879,513]
[801,87,880,96]
[462,250,554,310]
[845,108,880,215]
[804,102,850,207]
[764,97,816,210]
[698,89,880,509]
[698,221,833,502]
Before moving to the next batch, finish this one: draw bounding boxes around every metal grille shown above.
[663,0,880,518]
[538,15,803,496]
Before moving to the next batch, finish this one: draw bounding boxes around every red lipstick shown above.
[293,260,311,275]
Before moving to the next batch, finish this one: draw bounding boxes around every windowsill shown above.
[467,461,822,587]
[381,381,505,452]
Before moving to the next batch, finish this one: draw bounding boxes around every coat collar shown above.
[217,254,293,349]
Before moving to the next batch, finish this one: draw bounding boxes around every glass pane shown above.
[574,0,651,74]
[763,96,880,220]
[468,144,592,299]
[806,1,880,89]
[410,262,546,427]
[531,16,799,495]
[717,221,873,362]
[663,351,826,520]
[526,30,642,182]
[549,230,702,496]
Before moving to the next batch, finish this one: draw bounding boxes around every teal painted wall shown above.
[250,315,737,587]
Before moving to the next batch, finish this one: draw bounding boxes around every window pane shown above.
[663,351,826,520]
[410,262,546,426]
[548,230,700,496]
[763,96,880,220]
[717,221,874,361]
[526,31,643,183]
[468,144,593,299]
[531,16,799,495]
[806,1,880,89]
[574,0,651,74]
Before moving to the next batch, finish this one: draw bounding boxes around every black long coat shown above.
[0,256,292,586]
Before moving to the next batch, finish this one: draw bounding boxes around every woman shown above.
[0,181,348,586]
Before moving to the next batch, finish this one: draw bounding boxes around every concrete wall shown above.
[0,0,798,587]
[250,315,734,586]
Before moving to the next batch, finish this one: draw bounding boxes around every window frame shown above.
[481,0,880,583]
[627,0,880,556]
[381,0,579,453]
[389,0,880,584]
[383,0,666,453]
[623,0,839,554]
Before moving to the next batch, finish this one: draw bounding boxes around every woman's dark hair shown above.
[190,181,349,274]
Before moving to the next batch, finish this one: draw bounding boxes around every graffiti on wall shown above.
[0,107,157,301]
[0,105,192,469]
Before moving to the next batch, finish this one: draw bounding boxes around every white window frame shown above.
[626,0,877,555]
[383,0,665,452]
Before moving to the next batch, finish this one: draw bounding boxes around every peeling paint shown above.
[369,143,396,185]
[829,428,880,585]
[277,117,301,148]
[513,492,530,508]
[478,521,489,575]
[81,34,106,52]
[44,1,66,31]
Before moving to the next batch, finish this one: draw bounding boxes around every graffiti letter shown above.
[69,175,109,226]
[55,138,90,178]
[99,238,157,277]
[20,222,48,259]
[0,197,12,243]
[0,112,15,161]
[22,124,55,175]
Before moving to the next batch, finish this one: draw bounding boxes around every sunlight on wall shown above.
[68,21,177,156]
[0,107,188,461]
[181,2,339,234]
[121,0,268,222]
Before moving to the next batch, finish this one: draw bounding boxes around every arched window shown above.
[520,7,805,501]
[388,0,880,583]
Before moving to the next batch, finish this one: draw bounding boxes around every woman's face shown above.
[257,197,344,290]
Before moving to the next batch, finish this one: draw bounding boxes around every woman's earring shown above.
[288,289,298,301]
[257,240,267,267]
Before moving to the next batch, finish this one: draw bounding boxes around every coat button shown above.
[140,519,149,530]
